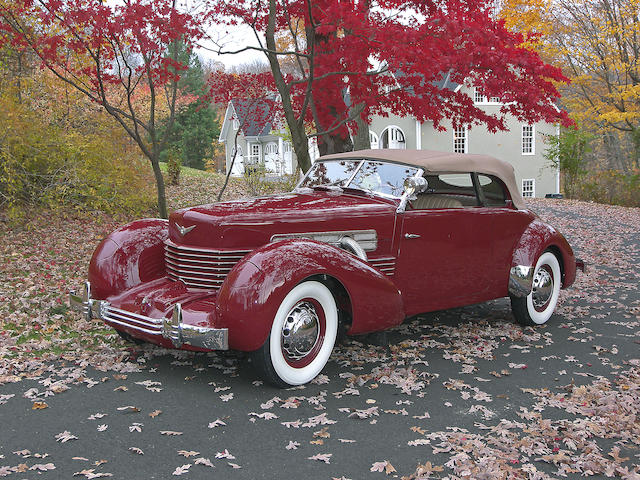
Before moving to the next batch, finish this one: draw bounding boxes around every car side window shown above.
[410,173,479,209]
[477,174,508,206]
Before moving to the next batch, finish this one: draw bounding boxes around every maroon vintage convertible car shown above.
[70,150,584,387]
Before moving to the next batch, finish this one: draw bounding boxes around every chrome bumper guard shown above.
[69,282,228,350]
[508,265,534,298]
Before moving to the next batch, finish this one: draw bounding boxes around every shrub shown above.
[0,93,155,218]
[573,169,640,207]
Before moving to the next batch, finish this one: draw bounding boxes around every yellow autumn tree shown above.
[550,0,639,171]
[500,0,555,53]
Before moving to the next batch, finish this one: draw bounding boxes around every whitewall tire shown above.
[511,251,561,326]
[251,281,338,387]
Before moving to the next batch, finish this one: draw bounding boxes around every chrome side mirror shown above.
[397,176,428,214]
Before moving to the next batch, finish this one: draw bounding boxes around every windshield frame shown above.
[296,159,420,200]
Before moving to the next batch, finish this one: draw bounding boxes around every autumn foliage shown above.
[0,0,205,218]
[209,0,572,170]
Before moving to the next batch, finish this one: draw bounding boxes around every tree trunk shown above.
[352,105,371,151]
[150,156,168,219]
[264,0,315,173]
[317,133,353,156]
[631,128,640,171]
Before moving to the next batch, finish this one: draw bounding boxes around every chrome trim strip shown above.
[345,160,365,185]
[106,306,163,324]
[166,265,229,278]
[166,274,222,286]
[509,265,534,298]
[166,272,226,283]
[103,317,163,336]
[165,240,250,255]
[270,229,377,251]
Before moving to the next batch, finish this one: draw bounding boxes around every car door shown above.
[393,173,495,317]
[474,174,534,297]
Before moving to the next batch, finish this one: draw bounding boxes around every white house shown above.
[218,78,559,198]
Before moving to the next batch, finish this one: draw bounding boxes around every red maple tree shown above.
[0,0,204,218]
[207,0,572,172]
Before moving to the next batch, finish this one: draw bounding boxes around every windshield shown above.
[299,159,419,198]
[300,160,360,187]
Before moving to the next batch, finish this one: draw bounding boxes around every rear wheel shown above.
[511,251,561,326]
[251,281,338,388]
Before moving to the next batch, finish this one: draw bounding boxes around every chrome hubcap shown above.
[281,301,320,361]
[532,267,553,310]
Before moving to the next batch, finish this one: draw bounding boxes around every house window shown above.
[231,145,243,158]
[453,126,467,153]
[233,117,240,130]
[380,126,406,149]
[522,178,535,198]
[522,125,535,155]
[369,131,379,149]
[283,142,292,153]
[264,143,278,155]
[474,88,500,104]
[248,143,261,165]
[474,88,484,104]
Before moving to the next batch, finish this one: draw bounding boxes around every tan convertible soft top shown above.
[320,149,526,210]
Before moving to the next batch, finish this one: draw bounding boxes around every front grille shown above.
[165,240,250,289]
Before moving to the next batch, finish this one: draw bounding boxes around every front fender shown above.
[509,219,577,297]
[216,239,404,351]
[88,219,168,300]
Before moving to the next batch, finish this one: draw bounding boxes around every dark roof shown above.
[232,98,275,137]
[431,71,459,92]
[392,69,460,96]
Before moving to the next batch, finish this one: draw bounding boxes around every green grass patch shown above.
[159,162,213,179]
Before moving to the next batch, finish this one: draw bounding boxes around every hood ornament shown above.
[175,223,195,236]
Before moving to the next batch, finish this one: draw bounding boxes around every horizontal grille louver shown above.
[165,240,250,289]
[369,257,396,277]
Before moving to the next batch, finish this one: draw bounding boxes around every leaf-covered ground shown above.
[0,181,639,479]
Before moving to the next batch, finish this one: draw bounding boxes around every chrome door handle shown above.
[404,233,421,239]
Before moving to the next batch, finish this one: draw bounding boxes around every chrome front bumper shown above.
[69,282,228,350]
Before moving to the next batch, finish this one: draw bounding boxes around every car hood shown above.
[168,190,396,250]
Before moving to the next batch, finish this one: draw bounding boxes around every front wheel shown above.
[251,281,338,388]
[511,251,561,326]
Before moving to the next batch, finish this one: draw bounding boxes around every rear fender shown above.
[216,239,404,351]
[509,219,577,297]
[88,219,168,300]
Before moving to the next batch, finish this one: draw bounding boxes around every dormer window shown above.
[474,88,500,105]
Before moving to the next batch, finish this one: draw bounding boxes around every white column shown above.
[278,136,284,175]
[415,119,422,150]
